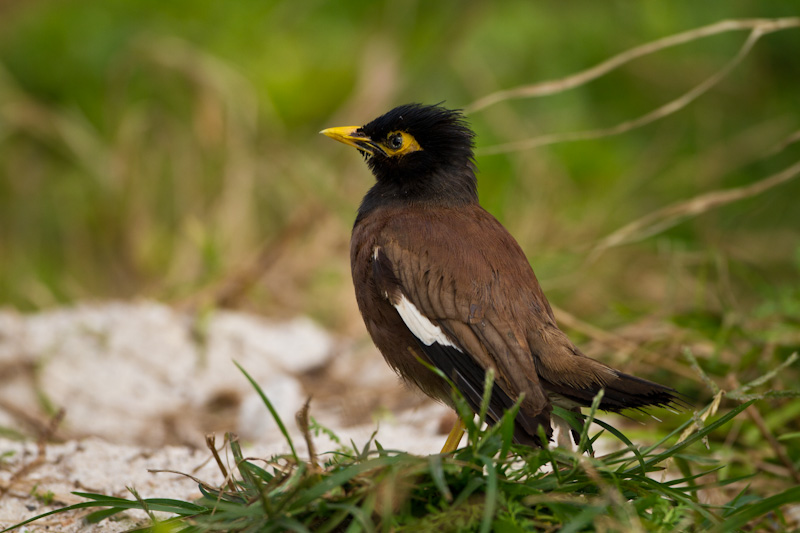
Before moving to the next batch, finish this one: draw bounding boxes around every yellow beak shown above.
[320,126,387,156]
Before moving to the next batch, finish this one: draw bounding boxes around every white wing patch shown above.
[552,415,579,452]
[393,294,462,351]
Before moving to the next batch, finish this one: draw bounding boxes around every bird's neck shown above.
[356,167,479,222]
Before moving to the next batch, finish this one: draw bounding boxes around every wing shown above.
[370,206,555,444]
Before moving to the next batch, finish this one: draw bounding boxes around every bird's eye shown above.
[388,133,404,150]
[381,131,422,156]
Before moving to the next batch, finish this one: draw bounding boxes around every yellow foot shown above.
[440,416,466,453]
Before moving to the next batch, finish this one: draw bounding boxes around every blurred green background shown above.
[1,2,799,376]
[1,0,800,500]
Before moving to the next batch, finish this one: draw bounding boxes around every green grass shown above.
[4,363,799,533]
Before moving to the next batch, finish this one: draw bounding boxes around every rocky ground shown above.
[0,301,453,532]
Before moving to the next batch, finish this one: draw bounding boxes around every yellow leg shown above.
[440,416,466,453]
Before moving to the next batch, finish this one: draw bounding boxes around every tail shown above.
[532,369,682,449]
[494,370,681,448]
[596,371,682,412]
[542,366,683,413]
[481,337,684,447]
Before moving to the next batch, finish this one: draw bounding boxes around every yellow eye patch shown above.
[383,131,422,157]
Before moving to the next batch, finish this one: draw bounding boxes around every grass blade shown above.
[713,485,800,532]
[234,360,299,463]
[625,400,755,475]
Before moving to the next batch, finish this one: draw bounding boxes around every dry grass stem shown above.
[589,158,800,260]
[177,205,322,311]
[206,433,238,493]
[466,17,800,113]
[475,20,800,155]
[768,129,800,155]
[0,409,63,500]
[727,376,800,484]
[296,398,319,472]
[0,395,65,442]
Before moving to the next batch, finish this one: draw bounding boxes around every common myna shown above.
[322,103,678,452]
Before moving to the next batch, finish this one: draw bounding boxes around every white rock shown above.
[237,376,306,442]
[207,311,333,374]
[0,301,336,446]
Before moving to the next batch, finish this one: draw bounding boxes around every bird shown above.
[321,103,679,452]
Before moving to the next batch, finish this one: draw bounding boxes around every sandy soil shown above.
[0,301,451,532]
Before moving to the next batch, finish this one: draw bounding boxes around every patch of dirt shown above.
[0,301,450,531]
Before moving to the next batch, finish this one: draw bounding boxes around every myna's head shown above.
[321,103,477,204]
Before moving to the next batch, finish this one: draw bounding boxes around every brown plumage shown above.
[322,103,679,449]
